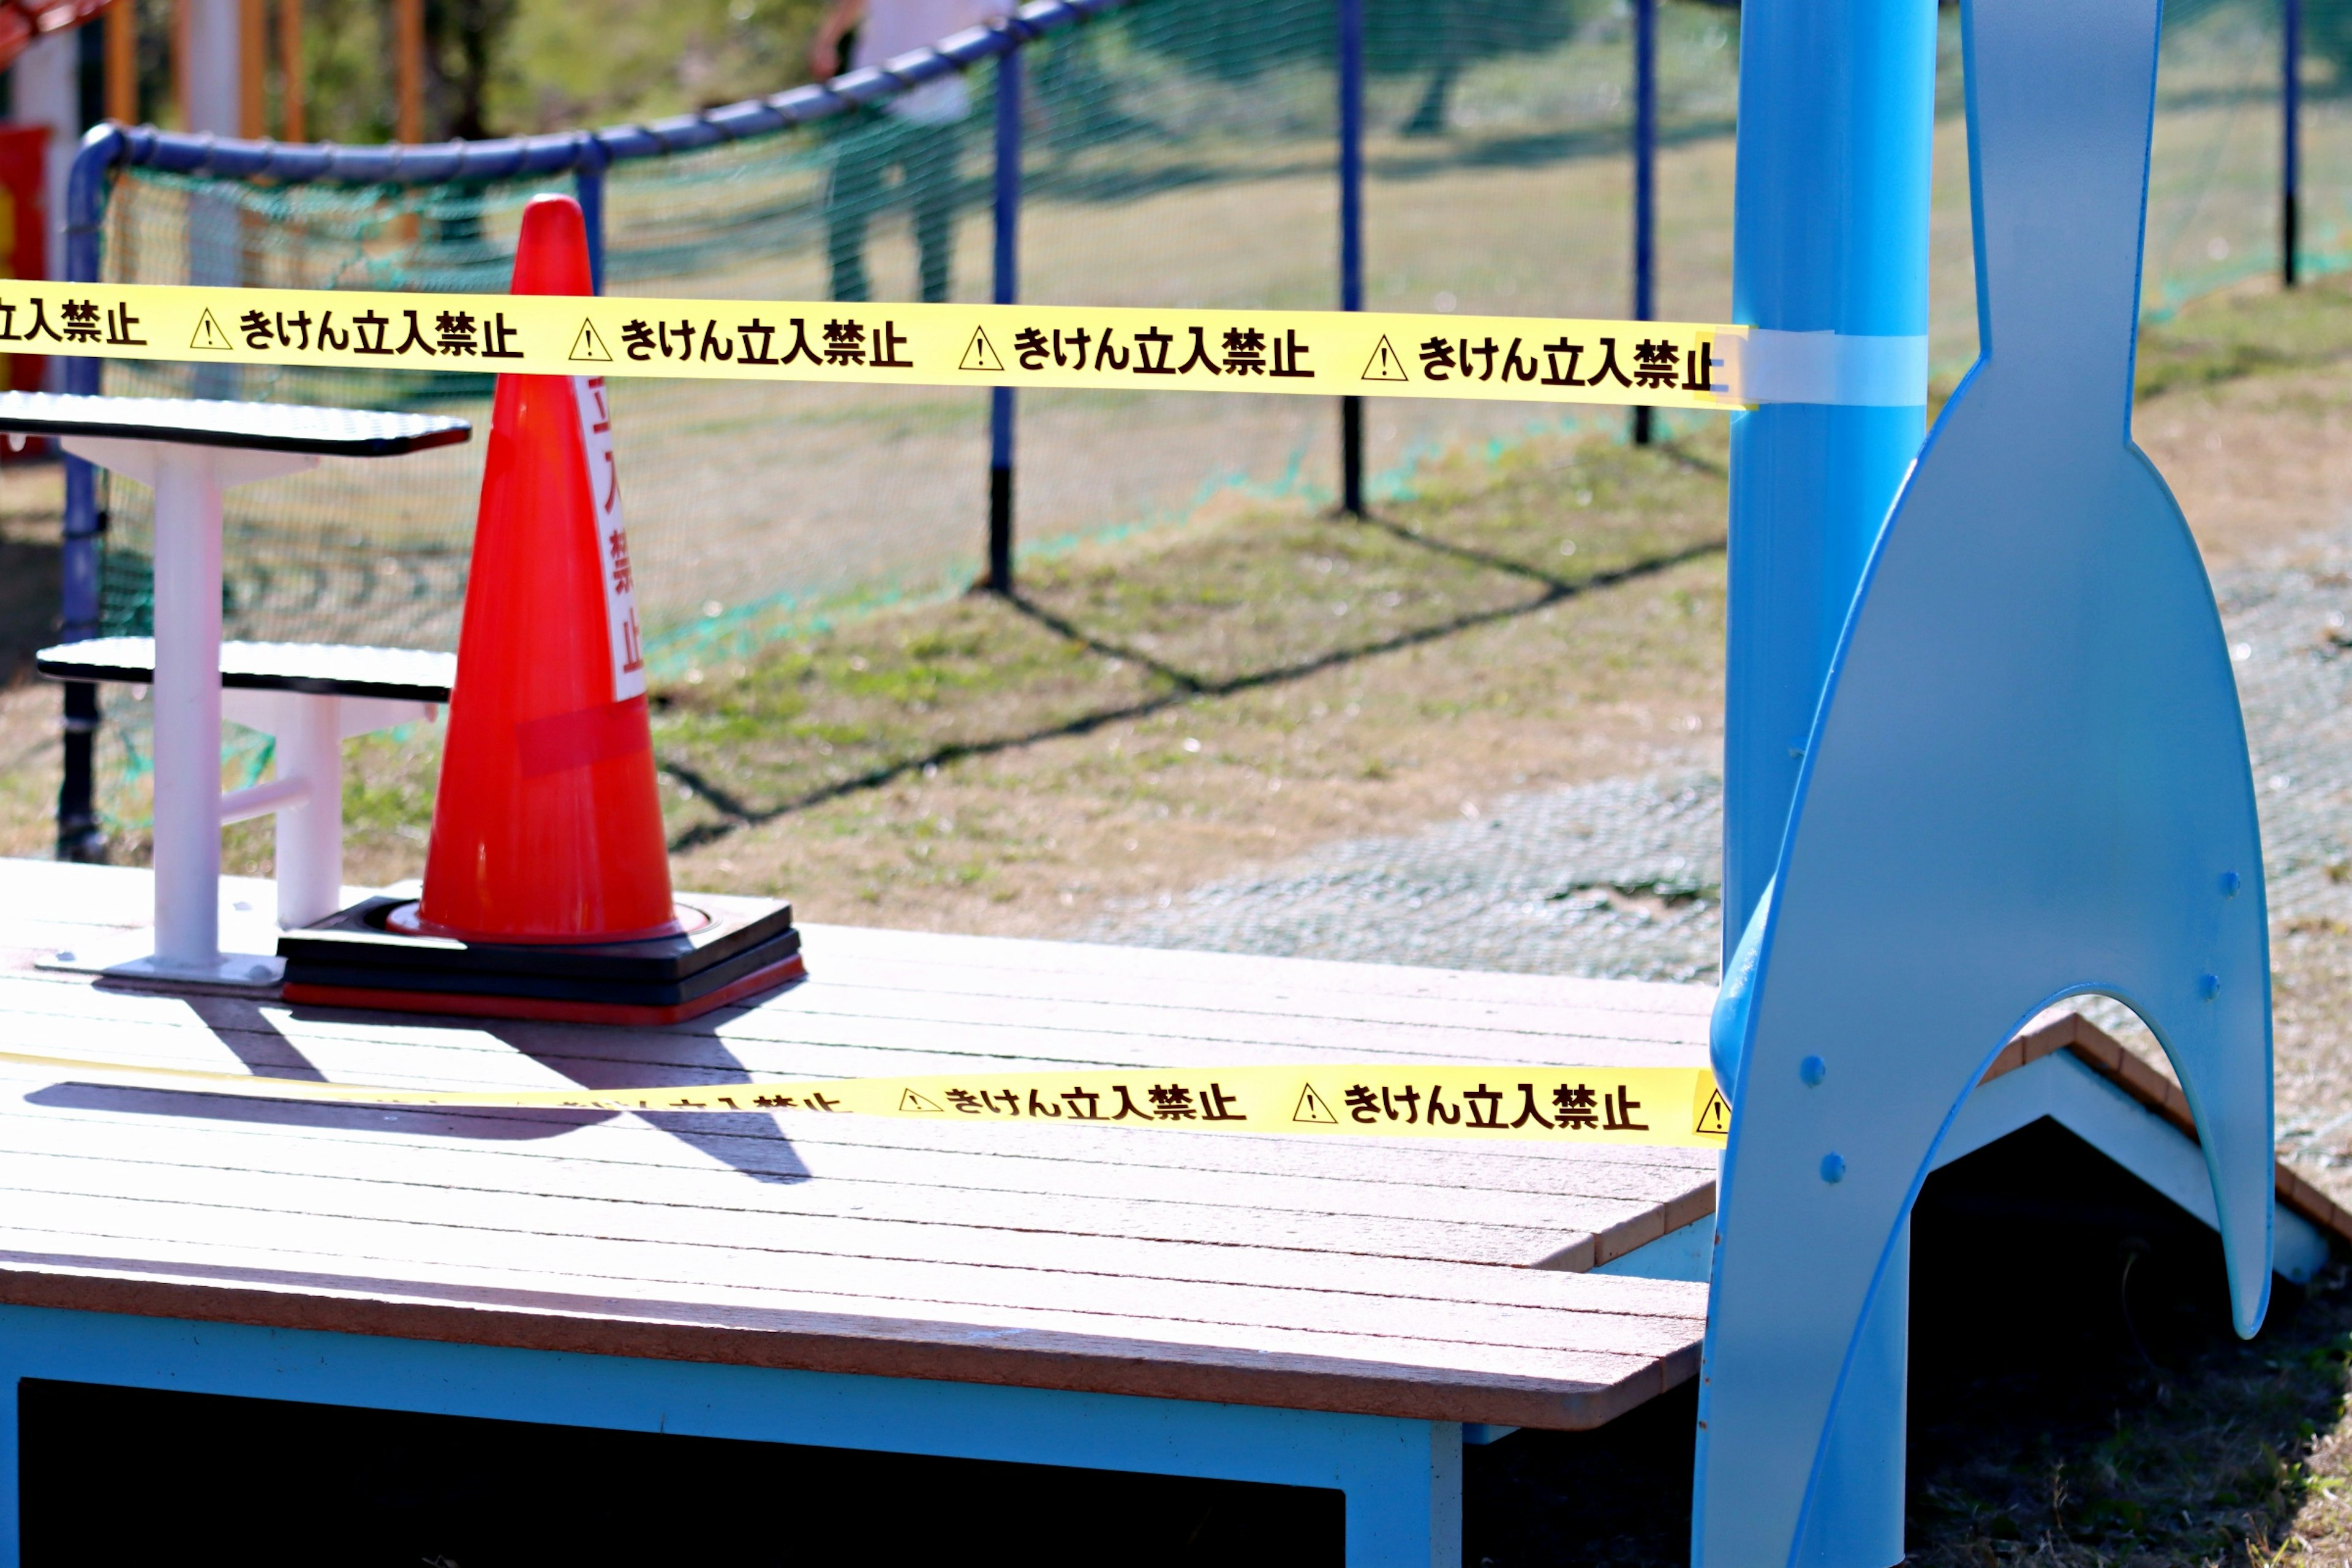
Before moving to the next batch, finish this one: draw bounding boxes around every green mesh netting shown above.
[78,0,2327,784]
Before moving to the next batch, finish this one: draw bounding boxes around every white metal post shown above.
[274,696,343,928]
[60,435,318,982]
[147,447,224,972]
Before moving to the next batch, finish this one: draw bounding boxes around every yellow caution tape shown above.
[9,281,1750,410]
[0,1047,1728,1145]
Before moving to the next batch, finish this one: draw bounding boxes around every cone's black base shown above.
[277,893,802,1022]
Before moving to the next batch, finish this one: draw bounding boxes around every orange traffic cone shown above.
[412,194,673,941]
[278,194,802,1023]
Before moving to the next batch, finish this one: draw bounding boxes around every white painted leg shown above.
[220,689,433,934]
[58,436,317,985]
[274,696,344,928]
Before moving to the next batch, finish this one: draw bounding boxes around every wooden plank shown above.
[0,1136,1703,1319]
[0,963,1708,1072]
[767,962,1714,1044]
[0,1134,1630,1272]
[0,974,1712,1080]
[0,1101,1702,1282]
[1983,1011,2352,1251]
[0,861,1714,1023]
[0,860,194,927]
[705,987,1711,1060]
[0,976,1726,1189]
[0,861,1721,1431]
[0,1208,1703,1390]
[0,1186,1704,1368]
[3,1063,1716,1205]
[0,1089,1710,1231]
[0,1208,1701,1372]
[0,1044,1711,1199]
[0,1106,1707,1316]
[0,1174,1703,1344]
[0,967,1701,1074]
[0,1063,1717,1217]
[0,914,1720,1284]
[797,922,1718,1017]
[0,1109,1711,1278]
[0,1253,1699,1430]
[0,1147,1712,1344]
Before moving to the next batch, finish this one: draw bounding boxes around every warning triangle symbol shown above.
[189,309,233,352]
[1360,335,1409,382]
[960,326,1004,372]
[1694,1088,1730,1137]
[569,318,612,362]
[899,1088,947,1113]
[1292,1084,1339,1125]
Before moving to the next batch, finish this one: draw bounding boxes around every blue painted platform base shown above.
[0,1305,1458,1567]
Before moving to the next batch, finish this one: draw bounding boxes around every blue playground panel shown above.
[1700,0,2278,1560]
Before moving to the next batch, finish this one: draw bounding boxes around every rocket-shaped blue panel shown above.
[1693,0,2276,1564]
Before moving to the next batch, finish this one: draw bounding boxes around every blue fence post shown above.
[574,135,609,294]
[1631,0,1657,446]
[55,123,123,862]
[1337,0,1365,516]
[1723,0,1934,962]
[2285,0,2301,287]
[1715,6,1933,1556]
[987,41,1023,595]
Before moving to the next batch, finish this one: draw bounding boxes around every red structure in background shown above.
[0,124,45,412]
[0,119,45,453]
[0,1,109,72]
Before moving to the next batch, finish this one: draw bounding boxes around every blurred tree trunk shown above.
[424,0,516,139]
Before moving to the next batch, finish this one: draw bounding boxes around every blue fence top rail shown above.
[43,0,1140,690]
[63,0,1126,287]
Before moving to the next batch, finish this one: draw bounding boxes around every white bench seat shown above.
[37,636,453,948]
[37,636,454,702]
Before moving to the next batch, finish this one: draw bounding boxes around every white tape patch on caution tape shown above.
[1727,328,1931,408]
[17,281,1762,409]
[0,1047,1730,1146]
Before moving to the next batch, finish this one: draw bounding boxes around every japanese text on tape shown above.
[12,282,1754,409]
[0,1049,1730,1146]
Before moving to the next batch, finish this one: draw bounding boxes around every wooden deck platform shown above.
[0,860,1721,1435]
[2,860,2346,1562]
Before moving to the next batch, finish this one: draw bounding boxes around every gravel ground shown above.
[1090,540,2352,1195]
[1088,763,1728,982]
